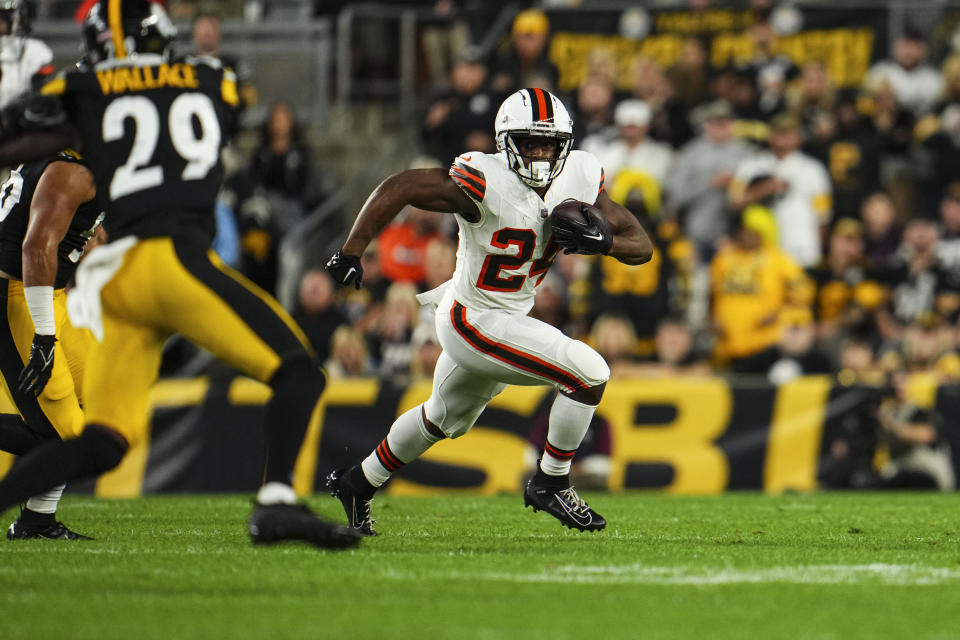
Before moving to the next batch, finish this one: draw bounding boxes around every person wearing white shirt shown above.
[580,99,674,186]
[729,114,832,267]
[866,28,942,118]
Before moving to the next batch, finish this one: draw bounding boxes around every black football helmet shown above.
[81,0,176,64]
[0,0,32,37]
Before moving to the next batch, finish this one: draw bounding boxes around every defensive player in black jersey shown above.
[0,0,359,548]
[0,151,102,540]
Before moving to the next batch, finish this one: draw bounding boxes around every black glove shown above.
[0,93,65,135]
[325,250,363,289]
[551,204,613,255]
[18,334,56,397]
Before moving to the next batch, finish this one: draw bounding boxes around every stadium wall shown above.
[2,376,955,496]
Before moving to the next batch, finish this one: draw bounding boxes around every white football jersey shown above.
[445,149,604,314]
[0,36,53,108]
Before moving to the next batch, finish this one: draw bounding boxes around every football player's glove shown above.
[0,93,65,136]
[551,202,613,255]
[18,333,56,397]
[325,250,363,289]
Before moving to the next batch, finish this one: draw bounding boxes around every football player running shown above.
[0,0,359,548]
[0,151,103,540]
[325,88,652,535]
[0,0,54,108]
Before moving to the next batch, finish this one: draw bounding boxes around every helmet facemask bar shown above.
[500,129,573,189]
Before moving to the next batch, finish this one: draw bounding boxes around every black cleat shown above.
[7,518,93,540]
[523,480,606,532]
[249,502,362,549]
[326,467,378,537]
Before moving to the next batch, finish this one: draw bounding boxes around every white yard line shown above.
[382,564,960,586]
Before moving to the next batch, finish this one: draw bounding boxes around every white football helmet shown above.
[495,88,573,189]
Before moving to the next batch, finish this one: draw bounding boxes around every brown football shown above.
[549,199,591,228]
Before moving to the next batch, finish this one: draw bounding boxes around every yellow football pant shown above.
[82,237,313,447]
[0,280,89,440]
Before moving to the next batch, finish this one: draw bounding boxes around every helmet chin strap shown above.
[528,160,552,186]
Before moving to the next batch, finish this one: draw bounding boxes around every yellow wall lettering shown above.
[391,384,549,495]
[764,376,831,493]
[603,379,731,493]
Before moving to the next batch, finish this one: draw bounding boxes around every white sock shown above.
[256,481,298,505]
[539,393,596,476]
[361,405,440,487]
[25,484,64,514]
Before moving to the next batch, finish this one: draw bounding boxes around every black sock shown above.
[534,465,570,489]
[348,465,377,499]
[263,356,326,485]
[18,507,56,528]
[0,413,45,456]
[0,425,126,513]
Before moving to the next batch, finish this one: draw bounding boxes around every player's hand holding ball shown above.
[549,199,613,255]
[325,250,364,289]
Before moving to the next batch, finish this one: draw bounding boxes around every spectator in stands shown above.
[530,272,570,332]
[863,76,915,161]
[628,317,712,378]
[571,76,616,147]
[628,56,687,146]
[292,269,348,364]
[421,48,498,164]
[860,192,902,269]
[747,317,833,384]
[877,218,953,336]
[587,193,693,355]
[665,99,753,262]
[191,12,256,111]
[588,314,640,378]
[251,101,323,227]
[489,8,557,93]
[378,207,447,285]
[866,27,942,118]
[325,326,374,379]
[710,206,808,371]
[880,313,960,383]
[805,89,882,220]
[581,99,674,187]
[808,219,885,345]
[665,36,710,111]
[729,113,832,267]
[410,322,442,383]
[422,237,456,292]
[871,370,955,490]
[367,282,420,384]
[745,17,797,119]
[836,337,886,386]
[786,61,836,136]
[916,104,960,216]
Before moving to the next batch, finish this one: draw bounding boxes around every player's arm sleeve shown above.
[28,41,55,90]
[449,153,489,224]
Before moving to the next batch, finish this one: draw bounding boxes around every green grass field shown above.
[2,492,959,639]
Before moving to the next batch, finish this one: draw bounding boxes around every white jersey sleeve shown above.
[0,37,55,108]
[449,152,503,227]
[543,150,605,210]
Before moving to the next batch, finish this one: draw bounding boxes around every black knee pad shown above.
[80,425,129,473]
[270,352,326,398]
